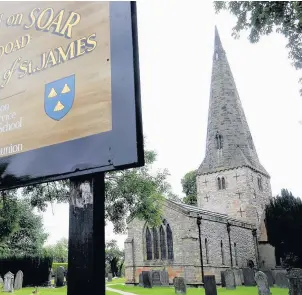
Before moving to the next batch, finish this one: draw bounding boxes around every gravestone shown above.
[55,266,65,287]
[204,275,217,295]
[174,277,186,294]
[108,273,113,282]
[160,271,169,286]
[224,268,236,289]
[287,269,302,295]
[275,271,289,288]
[14,270,23,290]
[233,269,242,286]
[221,271,226,287]
[242,267,256,286]
[142,271,152,288]
[255,271,272,295]
[0,276,3,285]
[3,271,14,292]
[151,271,161,286]
[262,270,274,287]
[138,273,143,287]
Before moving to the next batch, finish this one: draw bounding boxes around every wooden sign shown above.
[0,2,144,189]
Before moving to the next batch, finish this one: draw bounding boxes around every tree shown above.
[105,240,124,277]
[265,188,302,268]
[181,170,197,205]
[214,1,302,94]
[20,149,175,233]
[44,237,68,263]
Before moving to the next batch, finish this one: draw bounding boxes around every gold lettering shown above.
[4,42,13,54]
[45,9,64,34]
[57,42,75,63]
[76,37,86,57]
[1,57,21,88]
[36,8,54,30]
[19,60,29,78]
[12,39,21,52]
[44,50,57,68]
[24,8,40,29]
[60,11,81,39]
[21,34,31,48]
[86,33,97,52]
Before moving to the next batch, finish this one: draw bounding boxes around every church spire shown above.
[198,27,269,177]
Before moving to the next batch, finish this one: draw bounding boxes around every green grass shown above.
[107,277,126,285]
[108,285,289,295]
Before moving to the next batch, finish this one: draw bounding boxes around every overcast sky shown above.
[41,0,302,249]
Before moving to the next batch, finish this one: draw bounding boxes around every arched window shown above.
[205,238,209,264]
[234,242,238,266]
[217,177,222,190]
[258,177,263,191]
[215,132,223,149]
[160,226,167,260]
[221,240,225,265]
[146,227,152,260]
[221,177,226,189]
[167,224,174,260]
[153,228,159,259]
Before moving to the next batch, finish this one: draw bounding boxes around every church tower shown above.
[196,27,272,227]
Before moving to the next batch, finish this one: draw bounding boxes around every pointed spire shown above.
[198,27,269,177]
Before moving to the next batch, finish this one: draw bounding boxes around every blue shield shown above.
[44,74,75,121]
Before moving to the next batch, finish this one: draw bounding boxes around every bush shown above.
[52,262,68,273]
[0,255,53,287]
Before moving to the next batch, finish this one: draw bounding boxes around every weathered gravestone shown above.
[160,270,169,286]
[232,269,242,286]
[287,269,302,295]
[108,273,113,282]
[242,268,256,286]
[139,273,143,287]
[3,272,14,292]
[221,271,226,287]
[255,271,272,295]
[142,271,152,288]
[262,270,274,287]
[151,271,161,286]
[174,277,186,294]
[204,275,217,295]
[275,271,289,288]
[224,268,236,289]
[14,270,23,290]
[55,266,65,287]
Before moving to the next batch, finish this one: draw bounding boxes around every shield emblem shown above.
[44,74,75,121]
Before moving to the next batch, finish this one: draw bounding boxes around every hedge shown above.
[0,256,53,287]
[52,263,68,273]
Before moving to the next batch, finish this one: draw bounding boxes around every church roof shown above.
[198,27,269,177]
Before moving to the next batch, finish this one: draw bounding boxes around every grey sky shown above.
[41,1,302,249]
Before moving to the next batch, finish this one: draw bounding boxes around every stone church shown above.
[124,27,277,285]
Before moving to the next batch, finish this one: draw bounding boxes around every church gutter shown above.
[197,216,205,285]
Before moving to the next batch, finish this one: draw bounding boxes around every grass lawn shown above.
[107,277,126,285]
[108,285,289,295]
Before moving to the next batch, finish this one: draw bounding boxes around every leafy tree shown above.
[214,1,302,94]
[20,149,175,233]
[105,240,124,277]
[181,170,197,205]
[265,188,302,268]
[44,237,68,263]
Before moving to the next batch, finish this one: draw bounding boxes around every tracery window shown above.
[160,225,167,260]
[146,227,152,260]
[167,224,174,260]
[153,228,159,259]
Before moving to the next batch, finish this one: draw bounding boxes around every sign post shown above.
[0,2,143,294]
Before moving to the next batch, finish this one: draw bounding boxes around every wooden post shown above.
[67,173,105,295]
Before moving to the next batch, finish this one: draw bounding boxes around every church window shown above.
[218,177,226,190]
[258,177,263,191]
[153,228,159,259]
[160,225,167,260]
[220,240,225,265]
[205,238,209,264]
[167,224,174,260]
[234,243,238,266]
[221,177,226,189]
[215,132,223,149]
[217,177,221,190]
[146,227,152,260]
[215,52,219,60]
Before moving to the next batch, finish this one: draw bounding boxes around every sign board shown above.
[0,2,144,190]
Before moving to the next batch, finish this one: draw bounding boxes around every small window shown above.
[215,52,219,60]
[217,177,222,190]
[205,238,209,264]
[215,132,223,149]
[221,240,225,265]
[234,243,238,266]
[258,177,263,191]
[221,177,226,189]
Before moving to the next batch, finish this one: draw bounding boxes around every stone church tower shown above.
[197,27,272,228]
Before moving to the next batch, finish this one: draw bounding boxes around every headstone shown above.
[255,271,272,295]
[242,267,256,286]
[221,271,226,287]
[108,273,113,282]
[55,266,65,287]
[160,271,169,286]
[275,271,289,288]
[151,271,161,286]
[14,270,23,290]
[288,269,302,295]
[138,273,143,287]
[174,277,186,294]
[142,271,152,288]
[3,271,14,292]
[233,269,242,286]
[262,270,274,287]
[224,268,236,289]
[0,276,3,285]
[204,275,217,295]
